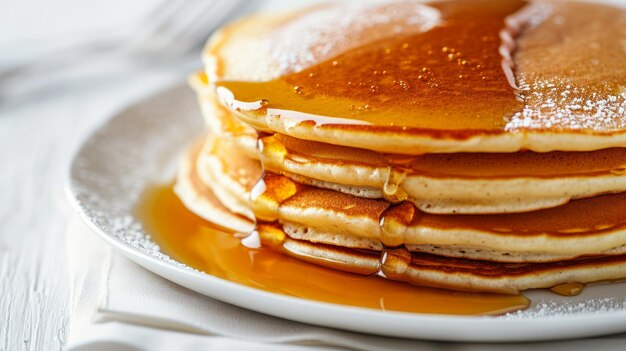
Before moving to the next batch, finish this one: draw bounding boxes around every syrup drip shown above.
[550,283,584,297]
[138,184,530,315]
[251,154,626,239]
[382,167,408,203]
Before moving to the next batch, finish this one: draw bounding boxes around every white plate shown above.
[67,84,626,342]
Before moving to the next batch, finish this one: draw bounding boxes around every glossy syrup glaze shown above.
[138,184,530,315]
[217,0,525,130]
[214,0,626,139]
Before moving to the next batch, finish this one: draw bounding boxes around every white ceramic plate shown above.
[67,84,626,342]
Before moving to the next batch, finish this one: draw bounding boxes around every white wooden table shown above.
[0,1,306,349]
[0,65,200,351]
[0,1,193,349]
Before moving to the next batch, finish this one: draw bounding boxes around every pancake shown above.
[175,142,626,293]
[261,133,626,214]
[174,139,254,233]
[255,174,626,256]
[189,133,626,260]
[259,225,626,294]
[258,223,626,294]
[189,72,257,158]
[205,0,626,154]
[178,0,626,295]
[192,75,626,214]
[282,223,626,264]
[196,134,260,220]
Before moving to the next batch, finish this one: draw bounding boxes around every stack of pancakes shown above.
[176,0,626,294]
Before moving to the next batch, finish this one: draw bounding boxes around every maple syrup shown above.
[136,184,530,315]
[550,283,584,297]
[215,1,626,139]
[217,0,526,131]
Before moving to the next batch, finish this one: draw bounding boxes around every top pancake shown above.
[205,0,626,154]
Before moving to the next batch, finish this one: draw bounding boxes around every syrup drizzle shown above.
[139,184,531,315]
[550,283,584,297]
[214,0,626,146]
[217,0,527,130]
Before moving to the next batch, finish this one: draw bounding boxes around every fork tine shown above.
[171,0,249,53]
[0,0,248,91]
[128,0,191,50]
[152,0,242,54]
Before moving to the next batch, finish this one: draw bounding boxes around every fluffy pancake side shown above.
[176,141,626,293]
[258,223,626,294]
[191,77,626,214]
[175,139,254,233]
[261,133,626,214]
[187,133,626,258]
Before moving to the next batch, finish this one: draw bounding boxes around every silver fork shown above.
[0,0,250,86]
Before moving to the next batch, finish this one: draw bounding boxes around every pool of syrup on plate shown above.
[137,183,532,315]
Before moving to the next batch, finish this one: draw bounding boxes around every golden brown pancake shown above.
[191,74,626,214]
[258,222,626,294]
[175,142,626,293]
[261,133,626,214]
[175,139,254,233]
[254,173,626,255]
[187,133,626,260]
[206,0,626,154]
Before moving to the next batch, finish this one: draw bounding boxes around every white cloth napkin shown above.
[65,214,626,351]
